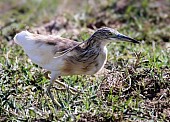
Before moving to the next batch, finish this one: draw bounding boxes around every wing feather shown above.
[27,33,80,55]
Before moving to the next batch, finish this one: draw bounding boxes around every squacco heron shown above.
[14,27,139,108]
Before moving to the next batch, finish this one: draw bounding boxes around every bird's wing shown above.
[26,33,80,56]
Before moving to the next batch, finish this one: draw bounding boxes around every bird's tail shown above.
[14,31,32,46]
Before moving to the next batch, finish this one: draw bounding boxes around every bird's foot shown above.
[54,80,82,94]
[53,86,79,95]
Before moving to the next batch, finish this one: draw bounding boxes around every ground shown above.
[0,0,170,121]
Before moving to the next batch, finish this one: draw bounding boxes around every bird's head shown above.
[90,27,139,45]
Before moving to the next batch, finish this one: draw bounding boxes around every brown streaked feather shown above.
[60,48,101,75]
[60,59,97,75]
[29,33,80,54]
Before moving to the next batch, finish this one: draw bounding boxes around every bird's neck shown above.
[85,37,100,49]
[85,36,108,50]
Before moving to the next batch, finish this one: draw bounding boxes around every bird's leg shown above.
[47,72,61,108]
[54,80,79,94]
[44,71,79,94]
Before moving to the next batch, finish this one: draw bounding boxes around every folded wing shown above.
[14,31,80,57]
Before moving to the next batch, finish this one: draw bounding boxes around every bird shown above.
[14,27,139,108]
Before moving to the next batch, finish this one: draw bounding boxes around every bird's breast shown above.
[59,46,108,76]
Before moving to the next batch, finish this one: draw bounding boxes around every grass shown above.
[0,0,170,121]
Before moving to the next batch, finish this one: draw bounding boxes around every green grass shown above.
[0,0,170,121]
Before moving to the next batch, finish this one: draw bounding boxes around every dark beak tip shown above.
[117,34,140,44]
[133,40,140,44]
[135,40,141,44]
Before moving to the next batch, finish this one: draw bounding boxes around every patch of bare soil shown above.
[97,65,170,120]
[78,113,108,122]
[0,0,25,15]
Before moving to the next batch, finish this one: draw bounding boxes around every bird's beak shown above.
[115,33,139,44]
